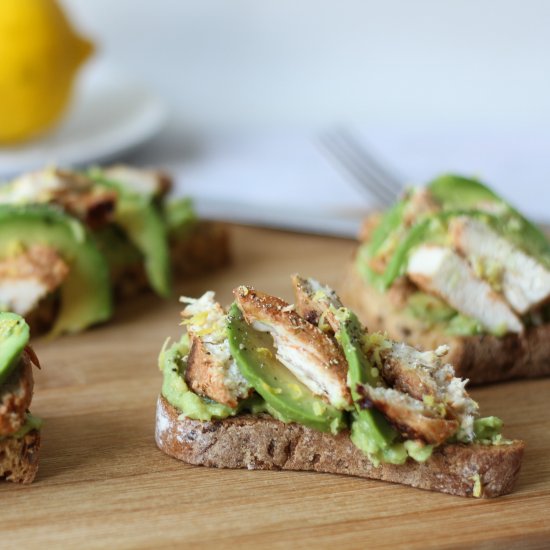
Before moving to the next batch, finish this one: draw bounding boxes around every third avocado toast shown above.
[0,312,42,483]
[0,165,229,335]
[156,275,524,498]
[343,174,550,384]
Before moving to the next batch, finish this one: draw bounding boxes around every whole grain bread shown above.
[0,352,34,436]
[0,429,41,484]
[155,396,524,498]
[341,261,550,385]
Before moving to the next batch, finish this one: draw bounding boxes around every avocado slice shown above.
[160,335,237,421]
[0,205,112,335]
[357,200,406,291]
[165,197,197,238]
[0,312,29,385]
[334,309,403,460]
[88,172,172,298]
[227,304,344,433]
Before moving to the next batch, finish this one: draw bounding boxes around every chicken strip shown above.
[450,216,550,314]
[0,169,116,229]
[291,274,343,333]
[402,187,440,226]
[233,286,352,409]
[181,292,249,408]
[101,165,172,198]
[407,245,523,335]
[382,342,478,441]
[357,384,459,445]
[0,246,69,316]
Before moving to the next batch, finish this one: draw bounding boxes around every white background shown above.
[61,0,550,228]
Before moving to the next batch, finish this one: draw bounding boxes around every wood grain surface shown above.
[1,225,549,549]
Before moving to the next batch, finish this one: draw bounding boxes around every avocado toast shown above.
[0,312,42,483]
[155,275,524,498]
[343,174,550,384]
[0,165,229,336]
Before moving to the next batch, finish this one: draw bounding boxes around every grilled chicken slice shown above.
[0,169,116,229]
[450,216,550,314]
[402,188,440,226]
[382,344,441,401]
[0,246,69,316]
[407,245,523,335]
[234,286,352,409]
[291,274,343,332]
[101,165,172,198]
[181,292,249,408]
[357,384,459,445]
[382,342,478,441]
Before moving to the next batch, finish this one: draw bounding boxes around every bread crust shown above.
[155,396,524,498]
[341,261,550,385]
[0,429,41,484]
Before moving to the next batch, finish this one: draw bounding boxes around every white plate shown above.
[0,61,168,178]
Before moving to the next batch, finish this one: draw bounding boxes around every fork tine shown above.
[320,132,397,208]
[337,129,404,198]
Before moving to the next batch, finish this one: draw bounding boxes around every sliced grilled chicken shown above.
[407,245,523,335]
[450,216,550,314]
[291,274,343,332]
[101,165,172,197]
[382,343,440,401]
[0,246,69,316]
[402,188,440,226]
[233,286,352,409]
[357,384,458,445]
[181,292,249,408]
[0,169,116,229]
[383,342,478,441]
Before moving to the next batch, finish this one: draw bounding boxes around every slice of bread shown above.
[342,261,550,385]
[155,396,524,498]
[0,430,41,484]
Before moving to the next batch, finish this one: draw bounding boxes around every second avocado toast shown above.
[156,275,524,498]
[0,166,229,336]
[343,174,550,384]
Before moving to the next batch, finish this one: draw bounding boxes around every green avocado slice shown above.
[0,312,30,385]
[334,309,407,463]
[160,335,237,421]
[88,172,172,298]
[0,205,112,336]
[227,304,344,434]
[165,197,197,237]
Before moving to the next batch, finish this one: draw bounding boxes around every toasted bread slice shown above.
[342,260,550,384]
[155,396,524,498]
[0,429,41,484]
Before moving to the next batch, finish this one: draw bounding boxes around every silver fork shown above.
[319,128,405,208]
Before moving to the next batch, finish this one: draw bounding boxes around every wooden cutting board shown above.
[1,225,549,549]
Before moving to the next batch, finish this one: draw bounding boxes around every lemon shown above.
[0,0,94,144]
